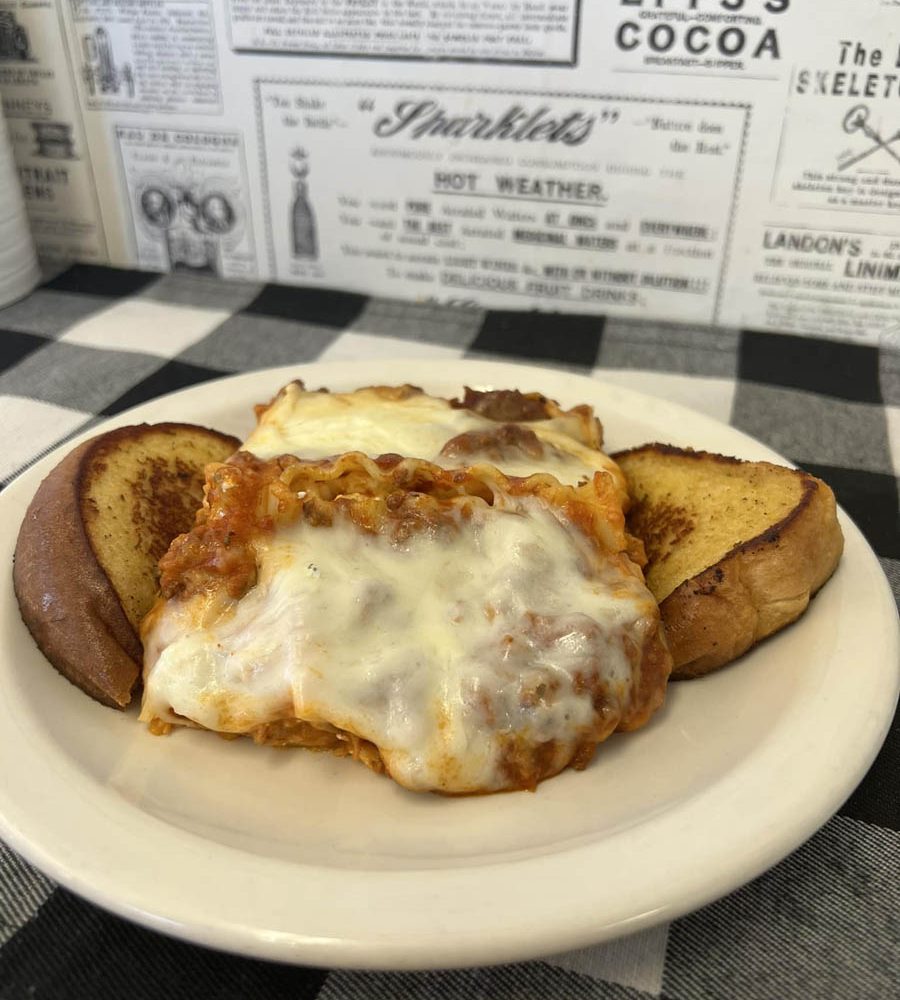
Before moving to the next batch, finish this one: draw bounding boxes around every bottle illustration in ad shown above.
[82,27,134,98]
[0,12,30,61]
[290,147,318,259]
[138,183,236,276]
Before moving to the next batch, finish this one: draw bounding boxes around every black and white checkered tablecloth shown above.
[0,265,897,1000]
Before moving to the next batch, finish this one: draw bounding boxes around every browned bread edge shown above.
[612,444,844,679]
[13,422,241,709]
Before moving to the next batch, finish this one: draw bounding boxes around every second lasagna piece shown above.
[244,381,628,503]
[140,453,671,794]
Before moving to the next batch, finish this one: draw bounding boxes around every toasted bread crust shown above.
[13,423,240,709]
[14,436,144,708]
[613,445,844,679]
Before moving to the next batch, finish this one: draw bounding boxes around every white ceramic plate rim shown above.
[0,359,897,971]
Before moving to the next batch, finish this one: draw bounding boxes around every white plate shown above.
[0,359,897,970]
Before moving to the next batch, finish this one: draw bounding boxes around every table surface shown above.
[0,265,897,1000]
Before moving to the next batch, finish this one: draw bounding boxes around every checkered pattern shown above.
[0,266,897,1000]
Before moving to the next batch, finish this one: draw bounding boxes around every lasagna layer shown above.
[140,452,671,794]
[244,382,628,504]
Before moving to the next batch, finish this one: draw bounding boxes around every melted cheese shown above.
[244,384,624,496]
[141,493,654,793]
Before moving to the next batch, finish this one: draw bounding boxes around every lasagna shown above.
[139,382,672,794]
[244,382,629,503]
